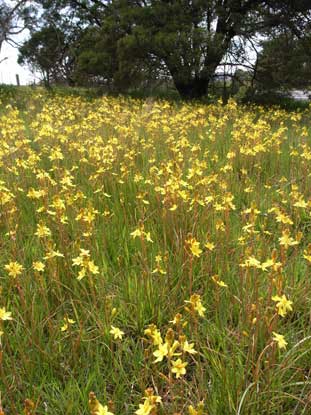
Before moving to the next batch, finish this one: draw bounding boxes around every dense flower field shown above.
[1,92,311,414]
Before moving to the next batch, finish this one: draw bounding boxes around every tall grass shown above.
[0,91,311,414]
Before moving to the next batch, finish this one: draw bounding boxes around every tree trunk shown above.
[168,58,222,100]
[173,76,210,100]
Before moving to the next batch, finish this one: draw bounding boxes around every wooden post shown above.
[16,74,20,86]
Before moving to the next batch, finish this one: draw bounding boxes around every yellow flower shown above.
[153,342,169,362]
[0,307,12,321]
[182,340,197,354]
[186,237,202,257]
[60,316,76,332]
[303,246,311,263]
[185,294,206,317]
[279,229,299,249]
[170,313,183,326]
[144,232,153,243]
[135,388,161,415]
[152,254,166,275]
[272,332,287,349]
[304,252,311,263]
[240,256,262,269]
[188,402,204,415]
[293,199,307,208]
[88,260,99,275]
[72,249,99,279]
[144,324,163,345]
[44,249,64,260]
[77,268,86,280]
[189,405,198,415]
[72,249,90,266]
[4,261,24,278]
[275,211,293,225]
[211,274,228,287]
[195,300,205,316]
[33,261,45,272]
[272,294,293,317]
[261,258,279,271]
[109,325,124,340]
[35,223,51,238]
[204,241,215,251]
[130,228,142,238]
[89,392,114,415]
[130,227,153,243]
[172,358,188,378]
[135,400,152,415]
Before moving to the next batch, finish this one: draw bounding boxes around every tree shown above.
[18,0,311,98]
[94,0,311,99]
[18,25,78,86]
[255,32,311,92]
[74,23,123,88]
[75,23,169,90]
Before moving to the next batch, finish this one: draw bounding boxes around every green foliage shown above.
[256,33,311,92]
[15,1,311,100]
[18,25,78,86]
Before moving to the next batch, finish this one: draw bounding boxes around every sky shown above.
[0,35,37,85]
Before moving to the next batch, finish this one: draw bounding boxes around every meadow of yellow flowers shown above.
[0,91,311,414]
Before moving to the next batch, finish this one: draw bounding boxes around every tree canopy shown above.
[5,0,311,98]
[255,31,311,93]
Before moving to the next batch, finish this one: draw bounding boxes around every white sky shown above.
[0,36,37,85]
[0,0,37,85]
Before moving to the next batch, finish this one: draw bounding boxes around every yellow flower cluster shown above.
[1,92,311,414]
